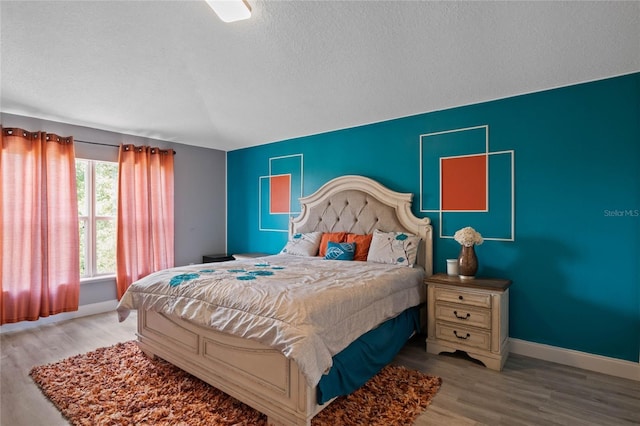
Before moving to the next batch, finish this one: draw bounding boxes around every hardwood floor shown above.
[397,340,640,426]
[1,312,639,426]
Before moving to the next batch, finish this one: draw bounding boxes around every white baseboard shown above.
[0,300,119,334]
[510,338,640,382]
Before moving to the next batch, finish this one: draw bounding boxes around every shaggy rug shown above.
[30,341,442,426]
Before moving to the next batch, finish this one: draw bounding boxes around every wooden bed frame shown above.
[135,175,433,425]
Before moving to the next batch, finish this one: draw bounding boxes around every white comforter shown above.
[117,254,425,386]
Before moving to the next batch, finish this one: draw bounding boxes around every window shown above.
[76,159,118,279]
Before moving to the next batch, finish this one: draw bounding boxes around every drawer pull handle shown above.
[453,311,470,320]
[458,295,464,300]
[454,330,471,340]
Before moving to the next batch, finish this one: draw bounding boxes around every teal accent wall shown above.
[228,73,640,363]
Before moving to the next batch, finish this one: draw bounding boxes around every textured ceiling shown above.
[2,1,639,152]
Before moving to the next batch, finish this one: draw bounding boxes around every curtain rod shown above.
[75,139,119,148]
[75,139,176,155]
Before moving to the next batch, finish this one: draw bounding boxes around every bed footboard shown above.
[136,310,328,426]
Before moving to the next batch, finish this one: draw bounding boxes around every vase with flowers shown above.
[454,226,483,279]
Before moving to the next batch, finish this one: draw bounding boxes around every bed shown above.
[117,175,433,425]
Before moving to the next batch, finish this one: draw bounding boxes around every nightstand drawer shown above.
[434,303,491,329]
[435,287,491,308]
[435,323,491,351]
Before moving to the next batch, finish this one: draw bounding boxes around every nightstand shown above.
[202,253,235,263]
[425,273,512,371]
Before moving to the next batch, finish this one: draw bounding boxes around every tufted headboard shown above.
[291,175,433,275]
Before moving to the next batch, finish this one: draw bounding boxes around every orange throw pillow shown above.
[318,232,347,257]
[346,233,373,261]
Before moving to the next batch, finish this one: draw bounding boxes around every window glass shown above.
[95,162,118,217]
[76,160,88,217]
[79,219,87,277]
[96,219,117,274]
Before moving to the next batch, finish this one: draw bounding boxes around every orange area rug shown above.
[30,341,441,425]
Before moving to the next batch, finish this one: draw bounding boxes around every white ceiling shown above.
[2,1,639,152]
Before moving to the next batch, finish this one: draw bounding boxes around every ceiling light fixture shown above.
[205,0,252,23]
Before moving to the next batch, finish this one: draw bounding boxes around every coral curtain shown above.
[0,127,80,324]
[116,144,174,299]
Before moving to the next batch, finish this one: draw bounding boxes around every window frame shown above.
[77,158,118,281]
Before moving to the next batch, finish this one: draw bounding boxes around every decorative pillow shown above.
[345,233,373,261]
[324,241,356,261]
[280,232,323,256]
[318,232,347,257]
[366,229,420,266]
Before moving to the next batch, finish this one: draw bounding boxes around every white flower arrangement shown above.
[454,226,483,247]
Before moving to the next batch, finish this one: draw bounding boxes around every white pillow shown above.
[367,229,420,266]
[280,232,323,256]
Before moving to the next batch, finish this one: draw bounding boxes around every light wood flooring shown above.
[1,311,638,426]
